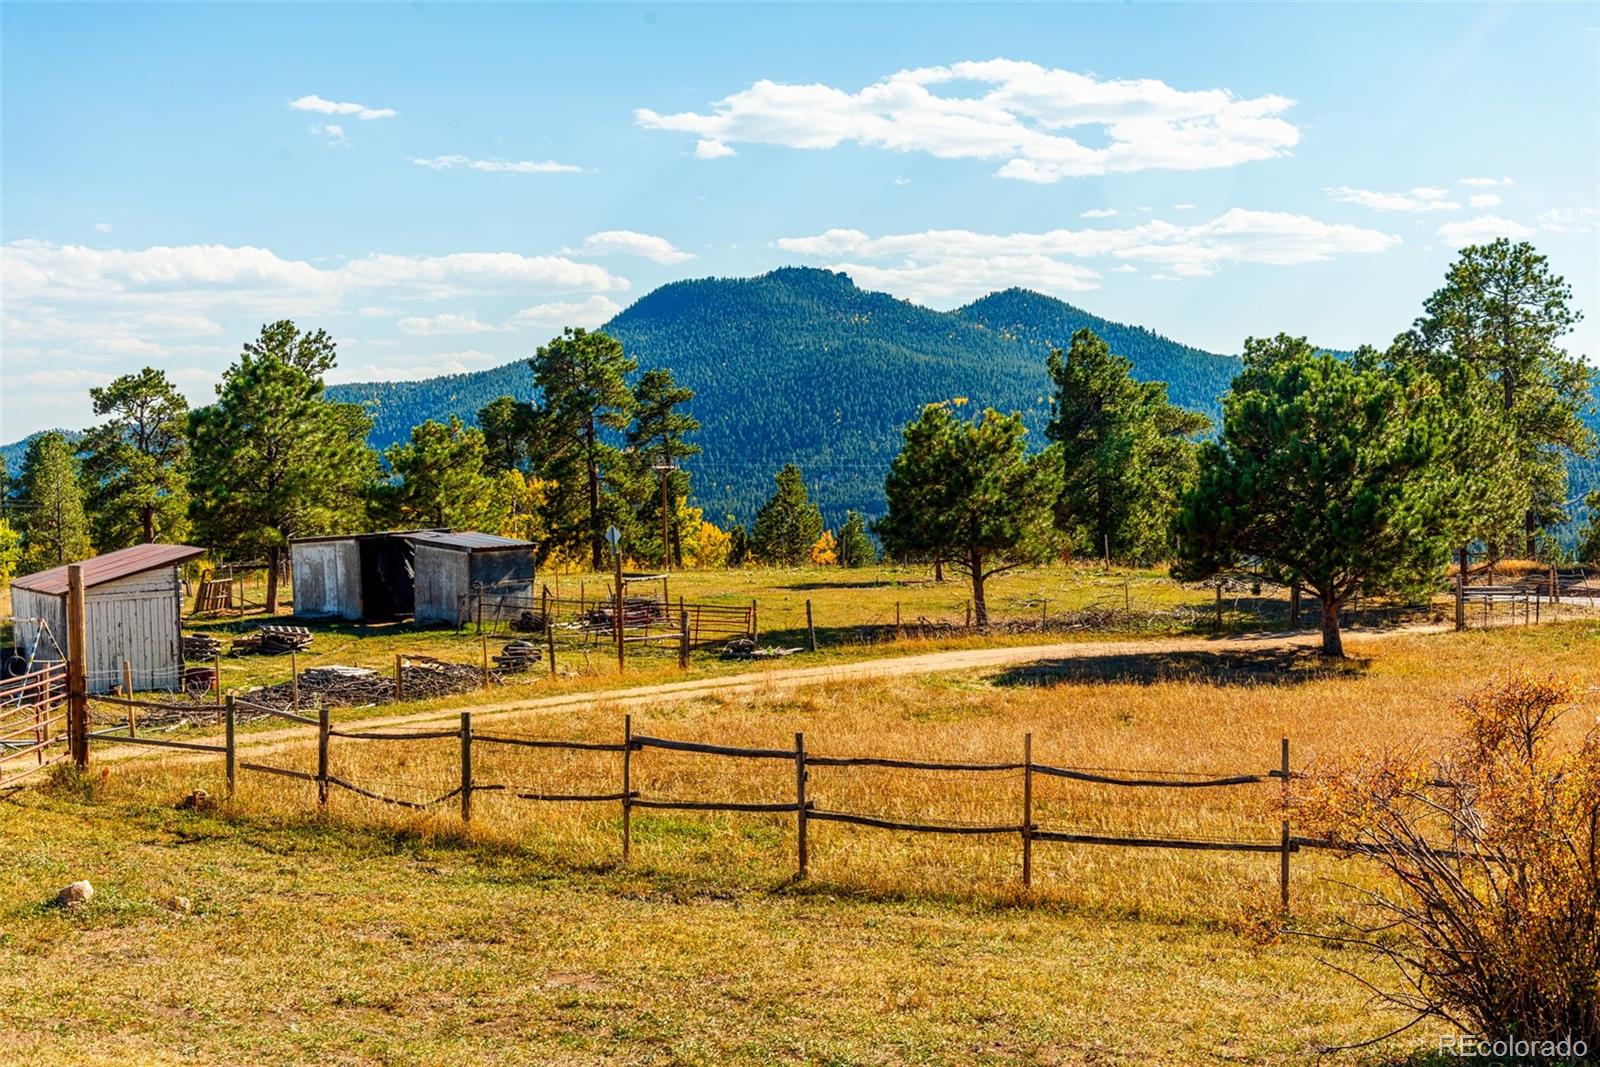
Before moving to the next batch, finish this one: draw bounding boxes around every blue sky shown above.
[3,2,1597,441]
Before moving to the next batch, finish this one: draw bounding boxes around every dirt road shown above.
[100,626,1411,766]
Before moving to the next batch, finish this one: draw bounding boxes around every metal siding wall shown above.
[291,541,362,620]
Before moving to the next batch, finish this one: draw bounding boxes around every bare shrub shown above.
[1293,672,1599,1048]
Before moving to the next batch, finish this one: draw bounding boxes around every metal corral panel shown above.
[291,539,362,620]
[412,543,473,626]
[9,566,184,693]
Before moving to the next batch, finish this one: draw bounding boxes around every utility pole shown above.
[653,461,678,572]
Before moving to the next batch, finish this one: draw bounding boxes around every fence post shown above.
[622,714,633,862]
[806,600,816,652]
[215,652,223,707]
[481,634,491,690]
[66,563,89,769]
[679,610,690,670]
[1279,736,1291,913]
[290,650,300,713]
[1123,579,1131,618]
[1022,732,1033,889]
[123,660,136,738]
[1215,583,1224,631]
[1455,572,1465,632]
[546,614,556,677]
[394,654,404,700]
[477,585,485,636]
[895,601,902,641]
[795,731,808,880]
[1289,584,1301,626]
[965,600,972,632]
[751,599,759,643]
[224,695,236,798]
[1041,599,1047,630]
[317,700,330,810]
[460,712,473,824]
[614,556,625,674]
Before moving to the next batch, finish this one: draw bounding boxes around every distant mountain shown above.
[326,267,1243,524]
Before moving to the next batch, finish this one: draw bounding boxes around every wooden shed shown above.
[290,530,442,622]
[403,531,537,627]
[9,544,205,694]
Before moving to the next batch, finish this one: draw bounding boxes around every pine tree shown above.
[478,395,535,472]
[188,322,376,612]
[836,510,877,568]
[79,367,190,549]
[627,368,700,568]
[1046,328,1209,564]
[529,328,636,569]
[878,403,1062,628]
[1578,491,1600,566]
[727,521,751,568]
[751,464,824,566]
[1175,348,1457,657]
[378,417,508,531]
[16,431,93,571]
[1412,240,1596,556]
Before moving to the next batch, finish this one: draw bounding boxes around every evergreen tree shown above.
[477,395,535,473]
[1175,348,1456,657]
[79,367,190,549]
[1046,328,1210,564]
[378,417,508,531]
[1412,240,1596,556]
[727,521,751,568]
[529,328,636,569]
[188,322,376,612]
[836,510,877,568]
[627,368,701,568]
[1578,490,1600,566]
[878,403,1062,628]
[0,519,20,586]
[751,464,824,566]
[15,431,93,572]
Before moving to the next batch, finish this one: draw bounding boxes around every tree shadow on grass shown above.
[992,647,1368,689]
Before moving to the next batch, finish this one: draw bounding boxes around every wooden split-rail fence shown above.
[68,695,1389,910]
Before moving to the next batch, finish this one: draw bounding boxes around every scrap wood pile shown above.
[242,658,492,710]
[181,633,223,659]
[580,596,667,631]
[231,626,313,656]
[493,640,542,673]
[508,610,548,634]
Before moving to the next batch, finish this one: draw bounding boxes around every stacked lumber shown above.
[182,633,223,659]
[232,626,314,655]
[493,640,542,673]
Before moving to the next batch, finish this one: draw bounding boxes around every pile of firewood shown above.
[242,658,491,710]
[493,640,542,672]
[231,625,314,655]
[182,633,223,659]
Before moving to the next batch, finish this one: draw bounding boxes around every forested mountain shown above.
[326,268,1243,524]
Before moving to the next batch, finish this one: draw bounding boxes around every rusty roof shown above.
[11,544,206,597]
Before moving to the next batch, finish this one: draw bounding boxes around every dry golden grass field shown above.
[4,612,1597,1065]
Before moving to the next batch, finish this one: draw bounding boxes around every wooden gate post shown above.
[1279,736,1291,913]
[1022,732,1034,889]
[459,712,473,824]
[679,610,690,670]
[66,564,89,768]
[317,700,330,810]
[224,695,237,798]
[621,714,633,862]
[805,600,816,652]
[795,731,808,880]
[546,614,556,677]
[122,660,136,738]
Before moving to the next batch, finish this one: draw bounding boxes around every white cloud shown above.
[355,305,401,317]
[1538,207,1599,234]
[637,59,1300,181]
[290,94,397,121]
[893,176,911,186]
[93,222,112,234]
[1173,203,1196,211]
[1468,193,1502,208]
[410,155,583,175]
[1325,185,1459,212]
[573,230,695,264]
[396,312,501,336]
[1080,208,1118,219]
[311,123,349,148]
[508,295,624,331]
[1110,264,1139,273]
[14,368,116,389]
[774,209,1398,305]
[337,251,627,298]
[1437,215,1534,246]
[1459,176,1514,188]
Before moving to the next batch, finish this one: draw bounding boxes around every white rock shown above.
[57,880,93,908]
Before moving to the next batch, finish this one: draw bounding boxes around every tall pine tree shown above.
[377,417,509,532]
[751,464,823,566]
[79,367,190,549]
[188,322,376,612]
[16,431,93,572]
[626,368,700,568]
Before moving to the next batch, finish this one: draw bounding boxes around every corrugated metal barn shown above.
[404,531,537,627]
[290,531,442,622]
[9,544,205,693]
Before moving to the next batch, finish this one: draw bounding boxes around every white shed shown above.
[403,531,536,627]
[9,544,205,693]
